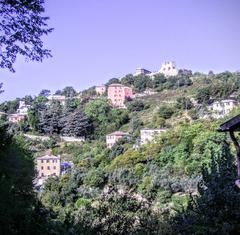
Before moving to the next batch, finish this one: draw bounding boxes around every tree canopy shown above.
[0,0,53,72]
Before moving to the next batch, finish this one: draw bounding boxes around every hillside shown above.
[1,70,240,234]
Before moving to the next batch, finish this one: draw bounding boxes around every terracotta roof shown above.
[37,155,60,160]
[107,131,130,136]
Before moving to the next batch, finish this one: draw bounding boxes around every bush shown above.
[75,197,92,208]
[158,106,175,119]
[126,100,145,112]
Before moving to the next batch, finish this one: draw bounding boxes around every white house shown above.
[47,95,66,105]
[159,61,178,77]
[106,131,130,148]
[134,68,151,76]
[17,101,30,115]
[209,99,238,119]
[95,85,106,95]
[140,128,167,145]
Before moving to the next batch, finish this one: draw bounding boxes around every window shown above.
[53,166,56,170]
[41,160,44,163]
[41,166,44,170]
[47,166,50,170]
[47,159,50,163]
[41,173,44,177]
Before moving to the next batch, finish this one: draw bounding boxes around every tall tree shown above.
[0,0,53,72]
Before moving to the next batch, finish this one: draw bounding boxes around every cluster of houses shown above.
[106,128,167,149]
[95,61,178,108]
[35,127,169,186]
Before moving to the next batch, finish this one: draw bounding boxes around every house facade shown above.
[108,84,133,108]
[8,113,27,123]
[47,95,66,105]
[140,128,167,145]
[159,61,178,77]
[134,68,151,76]
[36,154,61,179]
[17,101,30,114]
[95,85,106,95]
[209,99,238,119]
[106,131,130,148]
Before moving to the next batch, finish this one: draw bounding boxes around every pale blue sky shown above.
[1,0,240,101]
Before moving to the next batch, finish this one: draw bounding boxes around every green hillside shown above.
[1,70,240,234]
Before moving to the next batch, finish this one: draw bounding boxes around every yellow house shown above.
[36,154,61,179]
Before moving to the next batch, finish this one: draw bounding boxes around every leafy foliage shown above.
[0,0,53,72]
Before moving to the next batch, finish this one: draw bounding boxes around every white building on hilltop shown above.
[134,68,151,76]
[208,99,238,119]
[140,128,167,145]
[159,61,178,77]
[17,101,30,115]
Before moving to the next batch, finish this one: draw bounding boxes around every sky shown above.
[1,0,240,102]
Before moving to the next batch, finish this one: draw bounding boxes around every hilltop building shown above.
[17,101,30,115]
[140,128,167,145]
[36,154,61,179]
[95,85,106,95]
[134,68,151,76]
[132,61,178,78]
[106,131,130,148]
[107,84,133,108]
[47,95,66,105]
[208,99,238,119]
[159,61,178,77]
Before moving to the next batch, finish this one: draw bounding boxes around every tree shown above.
[134,75,153,92]
[61,108,92,137]
[176,97,193,110]
[158,105,175,119]
[172,139,240,234]
[39,89,51,97]
[62,86,77,98]
[126,99,145,112]
[0,0,53,72]
[84,98,111,129]
[38,100,62,135]
[152,73,167,88]
[121,74,134,86]
[106,78,120,85]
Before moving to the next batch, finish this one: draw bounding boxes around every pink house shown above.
[8,113,26,123]
[106,131,130,148]
[95,85,106,96]
[107,84,133,108]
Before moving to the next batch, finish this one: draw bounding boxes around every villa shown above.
[107,83,133,108]
[140,128,167,145]
[95,85,106,95]
[209,99,238,119]
[106,131,130,148]
[36,154,61,179]
[8,113,27,123]
[47,95,66,105]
